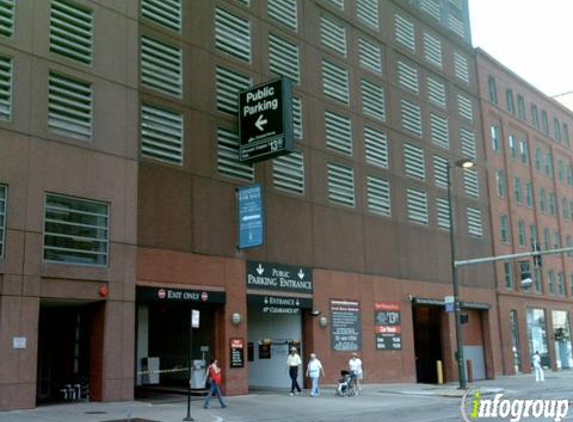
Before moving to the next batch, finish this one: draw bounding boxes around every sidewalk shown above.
[1,370,570,422]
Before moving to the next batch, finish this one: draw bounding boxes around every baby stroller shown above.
[335,370,356,397]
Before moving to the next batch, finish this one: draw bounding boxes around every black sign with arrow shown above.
[246,260,313,294]
[239,77,294,164]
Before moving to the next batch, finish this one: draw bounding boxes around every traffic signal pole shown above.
[455,246,573,268]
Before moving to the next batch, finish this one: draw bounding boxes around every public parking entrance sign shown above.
[239,77,294,164]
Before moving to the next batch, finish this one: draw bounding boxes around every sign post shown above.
[239,77,294,163]
[184,310,200,422]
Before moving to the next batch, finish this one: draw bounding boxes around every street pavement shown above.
[1,371,573,422]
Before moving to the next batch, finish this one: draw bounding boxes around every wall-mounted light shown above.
[318,316,328,328]
[407,294,413,302]
[310,309,321,316]
[230,312,242,326]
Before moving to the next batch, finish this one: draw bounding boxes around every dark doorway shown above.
[412,306,443,383]
[37,302,93,404]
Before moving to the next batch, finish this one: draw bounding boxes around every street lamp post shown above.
[447,159,474,390]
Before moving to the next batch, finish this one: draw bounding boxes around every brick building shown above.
[0,0,514,411]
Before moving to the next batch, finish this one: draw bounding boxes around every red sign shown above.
[374,301,400,311]
[201,291,208,302]
[230,338,244,349]
[158,289,166,299]
[230,338,245,368]
[375,326,402,334]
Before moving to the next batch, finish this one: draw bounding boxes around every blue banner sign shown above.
[238,184,263,249]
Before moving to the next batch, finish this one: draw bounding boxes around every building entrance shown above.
[36,301,95,404]
[412,305,444,383]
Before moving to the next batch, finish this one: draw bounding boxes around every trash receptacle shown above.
[190,359,206,389]
[142,357,160,385]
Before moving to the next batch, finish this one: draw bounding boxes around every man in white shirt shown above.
[532,351,545,382]
[348,352,363,394]
[286,347,302,395]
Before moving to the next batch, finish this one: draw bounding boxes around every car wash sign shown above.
[246,261,313,294]
[239,77,294,164]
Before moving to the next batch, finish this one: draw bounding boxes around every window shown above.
[530,224,538,247]
[463,169,479,198]
[554,230,560,249]
[273,150,305,195]
[541,110,549,135]
[141,0,182,32]
[217,126,254,181]
[429,113,449,149]
[508,134,517,160]
[496,169,506,197]
[406,187,428,225]
[48,72,92,140]
[460,128,476,160]
[268,34,300,84]
[457,94,473,122]
[531,104,539,129]
[367,175,391,216]
[487,76,498,104]
[568,165,573,187]
[513,177,522,203]
[358,37,382,74]
[534,148,542,171]
[292,96,302,139]
[0,184,5,258]
[427,76,446,109]
[140,104,183,165]
[423,32,442,68]
[563,124,570,147]
[553,118,562,141]
[433,155,448,189]
[215,66,252,115]
[534,268,542,294]
[558,160,565,183]
[420,0,440,21]
[364,126,388,168]
[518,220,526,247]
[327,0,344,10]
[320,14,347,57]
[504,262,513,289]
[361,79,385,121]
[545,152,552,176]
[401,99,422,137]
[525,182,533,207]
[447,13,465,38]
[562,198,569,221]
[543,227,550,250]
[517,95,526,121]
[436,197,451,230]
[519,140,529,165]
[539,188,546,212]
[325,110,352,156]
[0,0,14,38]
[0,54,13,121]
[397,60,419,94]
[548,270,555,295]
[215,7,251,62]
[467,207,483,237]
[357,0,379,29]
[491,124,500,151]
[50,0,94,65]
[505,89,515,114]
[322,60,349,104]
[500,214,509,243]
[140,35,183,97]
[404,143,425,181]
[327,162,355,207]
[267,0,298,32]
[394,14,415,52]
[453,52,469,85]
[43,193,109,266]
[557,273,566,297]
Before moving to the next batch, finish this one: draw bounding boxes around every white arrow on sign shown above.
[256,264,264,275]
[255,114,268,131]
[298,269,305,280]
[242,214,261,222]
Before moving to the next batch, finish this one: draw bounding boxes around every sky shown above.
[468,0,573,98]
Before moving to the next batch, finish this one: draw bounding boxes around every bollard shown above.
[436,360,444,384]
[466,359,473,383]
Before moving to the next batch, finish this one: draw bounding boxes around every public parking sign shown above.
[239,77,294,164]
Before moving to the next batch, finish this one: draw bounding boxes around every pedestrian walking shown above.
[348,352,363,394]
[532,351,545,382]
[203,358,227,409]
[286,347,302,395]
[306,353,325,397]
